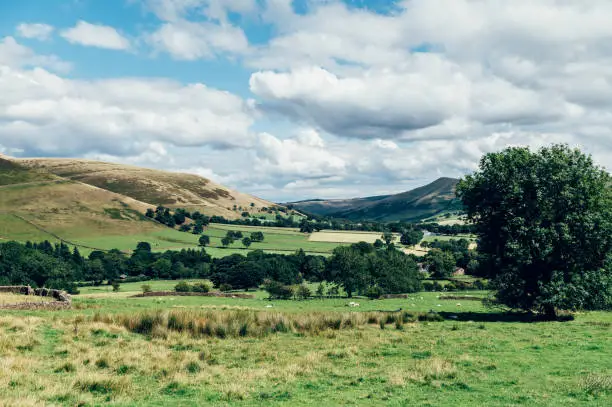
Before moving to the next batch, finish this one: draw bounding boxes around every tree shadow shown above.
[438,311,574,323]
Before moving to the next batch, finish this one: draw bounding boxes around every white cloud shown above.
[60,21,131,50]
[0,59,255,157]
[0,36,71,73]
[145,0,252,60]
[250,62,471,139]
[148,21,248,60]
[254,130,346,179]
[16,23,54,40]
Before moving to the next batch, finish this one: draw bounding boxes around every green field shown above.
[0,287,610,406]
[421,234,477,243]
[69,224,365,257]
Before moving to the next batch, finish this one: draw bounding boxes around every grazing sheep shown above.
[456,303,462,307]
[347,302,360,307]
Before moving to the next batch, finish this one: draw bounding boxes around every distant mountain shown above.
[288,177,461,222]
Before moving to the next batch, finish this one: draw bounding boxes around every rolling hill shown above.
[0,155,276,249]
[16,158,273,218]
[288,177,461,222]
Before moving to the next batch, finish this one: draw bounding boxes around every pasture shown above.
[0,287,610,406]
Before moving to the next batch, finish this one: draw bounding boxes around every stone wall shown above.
[0,285,72,309]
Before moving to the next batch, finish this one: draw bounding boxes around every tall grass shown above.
[93,309,442,339]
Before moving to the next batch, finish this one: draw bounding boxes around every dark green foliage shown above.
[250,231,264,242]
[242,237,252,248]
[400,228,424,246]
[365,285,384,299]
[458,145,612,315]
[174,281,191,292]
[198,235,210,247]
[326,242,421,297]
[263,279,294,299]
[425,249,456,278]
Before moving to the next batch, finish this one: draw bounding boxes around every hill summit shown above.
[288,177,461,222]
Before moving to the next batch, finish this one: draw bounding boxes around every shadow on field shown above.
[438,311,574,323]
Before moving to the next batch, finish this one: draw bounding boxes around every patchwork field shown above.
[308,230,400,244]
[0,288,610,406]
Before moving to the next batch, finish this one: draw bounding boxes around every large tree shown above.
[457,145,612,316]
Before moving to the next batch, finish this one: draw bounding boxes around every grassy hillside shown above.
[0,156,361,256]
[0,155,57,186]
[290,177,461,222]
[17,158,274,219]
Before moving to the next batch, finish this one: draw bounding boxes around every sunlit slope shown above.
[17,158,275,218]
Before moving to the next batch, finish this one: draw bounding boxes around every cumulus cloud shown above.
[0,36,70,73]
[254,130,346,179]
[0,41,255,158]
[148,21,248,60]
[60,21,131,50]
[16,23,54,40]
[145,0,251,59]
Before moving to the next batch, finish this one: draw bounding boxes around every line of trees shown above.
[145,205,467,237]
[0,239,423,298]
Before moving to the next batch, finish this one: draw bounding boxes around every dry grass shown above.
[308,231,400,244]
[93,309,442,339]
[0,293,54,306]
[17,158,274,219]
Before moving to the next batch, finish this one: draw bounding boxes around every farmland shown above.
[0,287,610,406]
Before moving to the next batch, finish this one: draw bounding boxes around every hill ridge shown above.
[288,177,460,222]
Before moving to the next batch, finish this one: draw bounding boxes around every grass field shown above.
[308,230,399,244]
[0,286,610,406]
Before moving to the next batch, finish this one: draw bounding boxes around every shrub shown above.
[174,281,191,292]
[141,284,152,294]
[263,279,294,300]
[219,283,232,292]
[365,285,384,299]
[432,282,443,291]
[192,282,210,293]
[111,281,120,292]
[422,281,434,291]
[445,282,457,291]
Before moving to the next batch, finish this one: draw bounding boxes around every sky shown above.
[1,0,612,202]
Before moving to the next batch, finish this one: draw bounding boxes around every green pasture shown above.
[1,285,610,406]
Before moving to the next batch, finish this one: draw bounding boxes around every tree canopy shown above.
[457,144,612,316]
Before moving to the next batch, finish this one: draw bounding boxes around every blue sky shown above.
[1,0,611,201]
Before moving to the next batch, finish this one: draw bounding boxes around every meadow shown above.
[70,225,393,257]
[0,285,610,406]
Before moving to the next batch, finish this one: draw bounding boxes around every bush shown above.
[445,282,457,291]
[192,282,210,293]
[432,281,443,291]
[174,281,192,292]
[365,285,384,299]
[141,284,152,293]
[422,281,434,291]
[294,284,311,300]
[219,283,232,292]
[473,280,487,290]
[263,280,294,300]
[111,281,120,292]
